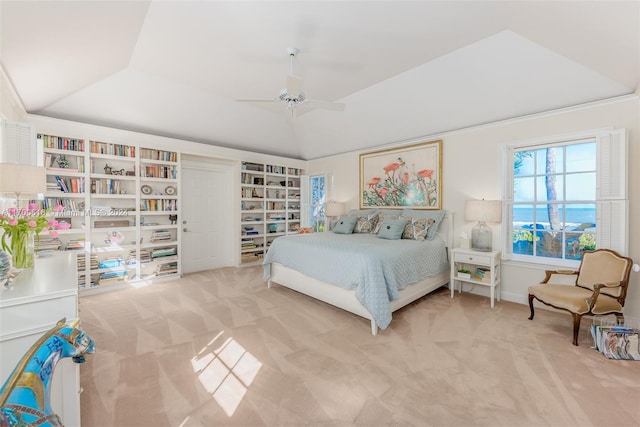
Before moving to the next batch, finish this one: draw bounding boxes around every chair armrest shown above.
[542,269,578,283]
[599,281,622,288]
[585,282,622,309]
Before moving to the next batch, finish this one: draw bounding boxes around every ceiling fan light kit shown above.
[237,47,345,117]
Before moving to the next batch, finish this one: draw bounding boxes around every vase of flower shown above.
[1,204,71,270]
[8,230,35,269]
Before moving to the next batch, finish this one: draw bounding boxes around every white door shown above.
[182,159,232,273]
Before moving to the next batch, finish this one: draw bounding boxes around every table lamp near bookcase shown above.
[0,163,46,208]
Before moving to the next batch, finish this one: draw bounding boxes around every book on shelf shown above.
[150,247,177,259]
[156,261,178,275]
[39,134,85,151]
[99,257,125,269]
[35,237,61,252]
[66,238,85,250]
[98,275,128,286]
[474,267,491,283]
[151,230,172,242]
[140,148,177,162]
[138,249,152,263]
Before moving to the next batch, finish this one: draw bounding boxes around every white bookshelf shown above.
[240,162,302,265]
[38,134,182,293]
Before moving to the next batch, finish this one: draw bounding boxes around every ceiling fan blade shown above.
[236,98,277,103]
[286,74,303,97]
[304,99,346,112]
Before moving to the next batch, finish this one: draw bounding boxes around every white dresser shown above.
[0,252,80,426]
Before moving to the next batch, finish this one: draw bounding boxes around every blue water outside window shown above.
[511,141,597,262]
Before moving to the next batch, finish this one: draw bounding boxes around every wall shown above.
[0,70,26,122]
[307,95,640,318]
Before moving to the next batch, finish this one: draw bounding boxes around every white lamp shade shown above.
[0,163,46,196]
[464,200,502,223]
[325,201,345,217]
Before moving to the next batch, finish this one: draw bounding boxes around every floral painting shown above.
[360,140,442,209]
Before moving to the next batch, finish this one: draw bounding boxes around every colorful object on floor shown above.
[0,318,95,427]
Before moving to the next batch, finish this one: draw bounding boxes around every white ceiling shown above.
[1,1,638,160]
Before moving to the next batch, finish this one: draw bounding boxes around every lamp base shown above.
[471,221,492,252]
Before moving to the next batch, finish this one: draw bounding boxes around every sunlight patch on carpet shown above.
[191,331,262,417]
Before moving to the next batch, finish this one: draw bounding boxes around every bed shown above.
[263,212,452,335]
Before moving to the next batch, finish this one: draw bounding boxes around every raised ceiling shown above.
[1,1,638,160]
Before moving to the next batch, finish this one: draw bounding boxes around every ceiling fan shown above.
[236,47,345,118]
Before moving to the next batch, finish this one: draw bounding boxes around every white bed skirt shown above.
[267,262,450,335]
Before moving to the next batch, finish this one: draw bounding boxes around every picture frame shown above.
[359,139,442,209]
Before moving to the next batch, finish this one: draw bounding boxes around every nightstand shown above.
[450,248,501,307]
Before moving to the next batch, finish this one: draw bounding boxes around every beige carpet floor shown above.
[79,266,640,427]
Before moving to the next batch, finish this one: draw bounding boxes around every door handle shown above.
[183,228,189,232]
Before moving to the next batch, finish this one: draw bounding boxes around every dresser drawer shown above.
[0,295,77,341]
[454,252,491,265]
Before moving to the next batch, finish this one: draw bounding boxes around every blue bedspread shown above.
[262,233,449,329]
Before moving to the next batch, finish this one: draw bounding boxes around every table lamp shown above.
[0,163,46,206]
[464,199,502,252]
[325,201,345,231]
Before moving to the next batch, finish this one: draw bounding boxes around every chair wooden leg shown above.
[528,294,535,320]
[615,313,625,325]
[572,313,582,346]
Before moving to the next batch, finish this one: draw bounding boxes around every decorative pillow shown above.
[353,213,380,234]
[401,216,435,241]
[373,214,401,234]
[377,217,410,240]
[402,209,446,240]
[332,216,358,234]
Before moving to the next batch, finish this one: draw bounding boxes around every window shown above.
[504,129,627,266]
[300,173,328,231]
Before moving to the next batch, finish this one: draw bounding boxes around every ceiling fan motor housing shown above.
[279,88,305,106]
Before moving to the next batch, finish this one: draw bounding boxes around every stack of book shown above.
[139,249,152,263]
[66,238,85,250]
[46,182,61,193]
[98,256,128,286]
[98,271,128,286]
[99,257,124,269]
[35,237,61,252]
[241,239,256,250]
[241,252,264,263]
[150,247,177,261]
[151,229,172,243]
[156,261,178,276]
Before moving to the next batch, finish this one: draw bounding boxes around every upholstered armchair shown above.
[528,249,633,345]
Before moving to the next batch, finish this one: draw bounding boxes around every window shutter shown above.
[0,119,37,165]
[596,128,626,200]
[300,175,310,227]
[596,129,628,255]
[597,200,628,255]
[501,145,515,259]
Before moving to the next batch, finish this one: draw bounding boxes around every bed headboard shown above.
[438,211,454,252]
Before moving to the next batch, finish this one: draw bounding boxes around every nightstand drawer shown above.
[454,252,490,265]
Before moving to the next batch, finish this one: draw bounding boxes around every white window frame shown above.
[300,172,332,230]
[502,128,627,268]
